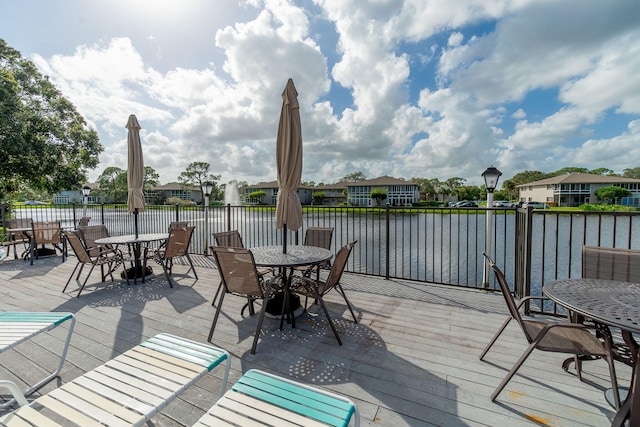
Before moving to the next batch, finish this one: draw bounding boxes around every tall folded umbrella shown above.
[126,114,146,238]
[275,78,303,253]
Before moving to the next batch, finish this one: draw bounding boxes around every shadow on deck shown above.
[0,254,627,426]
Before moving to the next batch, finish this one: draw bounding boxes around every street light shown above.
[81,185,91,217]
[482,166,502,288]
[201,181,213,255]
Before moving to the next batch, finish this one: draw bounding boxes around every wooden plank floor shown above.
[0,253,630,426]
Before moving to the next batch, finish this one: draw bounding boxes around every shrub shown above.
[167,197,196,206]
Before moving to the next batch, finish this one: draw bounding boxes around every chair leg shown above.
[161,260,173,288]
[212,281,223,306]
[315,295,342,346]
[336,284,357,323]
[185,254,198,280]
[63,262,82,293]
[77,264,97,297]
[251,282,273,354]
[208,291,226,342]
[491,341,537,401]
[480,316,513,360]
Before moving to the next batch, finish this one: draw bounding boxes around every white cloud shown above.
[447,32,463,47]
[11,0,640,189]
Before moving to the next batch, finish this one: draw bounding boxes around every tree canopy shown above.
[177,162,222,200]
[341,172,367,182]
[594,186,632,204]
[95,165,159,203]
[0,39,102,201]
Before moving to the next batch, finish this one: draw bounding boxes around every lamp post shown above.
[201,181,213,255]
[482,166,502,288]
[81,185,91,218]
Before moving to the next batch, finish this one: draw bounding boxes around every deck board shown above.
[0,254,629,426]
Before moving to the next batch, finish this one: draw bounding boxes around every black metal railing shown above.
[3,203,639,307]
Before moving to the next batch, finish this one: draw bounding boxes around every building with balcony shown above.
[346,176,420,207]
[517,173,640,207]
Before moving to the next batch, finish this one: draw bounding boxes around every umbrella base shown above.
[265,292,301,318]
[121,266,153,281]
[33,248,57,257]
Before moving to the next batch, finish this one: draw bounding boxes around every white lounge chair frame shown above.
[0,312,75,409]
[0,333,230,426]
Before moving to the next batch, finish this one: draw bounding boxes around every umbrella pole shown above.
[283,224,287,254]
[134,208,139,239]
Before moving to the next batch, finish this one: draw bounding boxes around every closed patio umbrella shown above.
[275,78,303,253]
[126,114,146,239]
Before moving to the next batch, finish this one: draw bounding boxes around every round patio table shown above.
[250,245,333,328]
[543,278,640,427]
[95,233,168,283]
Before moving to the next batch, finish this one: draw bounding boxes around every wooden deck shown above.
[0,253,629,426]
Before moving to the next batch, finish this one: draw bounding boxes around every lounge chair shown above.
[0,334,230,426]
[480,253,620,406]
[194,369,360,427]
[0,312,75,409]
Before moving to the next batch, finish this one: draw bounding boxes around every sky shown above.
[2,0,640,188]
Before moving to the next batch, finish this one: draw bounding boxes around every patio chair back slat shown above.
[78,225,110,257]
[164,226,195,258]
[169,221,189,231]
[32,221,62,245]
[212,230,244,248]
[209,247,276,353]
[65,230,93,264]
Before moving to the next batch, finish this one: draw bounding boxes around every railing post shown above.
[1,203,6,241]
[175,204,179,222]
[226,204,231,231]
[385,203,390,280]
[100,203,105,225]
[72,202,78,228]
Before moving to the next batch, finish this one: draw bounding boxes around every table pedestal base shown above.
[265,293,301,317]
[121,266,153,281]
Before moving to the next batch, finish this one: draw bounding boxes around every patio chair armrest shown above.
[515,295,551,310]
[0,380,29,407]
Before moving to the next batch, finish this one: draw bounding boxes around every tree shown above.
[96,167,125,203]
[623,167,640,179]
[370,188,387,206]
[143,166,159,192]
[458,185,482,201]
[501,170,548,200]
[248,190,266,204]
[590,168,617,176]
[341,172,366,182]
[411,177,439,200]
[312,191,326,205]
[0,39,102,202]
[549,167,590,176]
[594,186,632,204]
[96,165,159,203]
[178,162,221,200]
[441,177,466,198]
